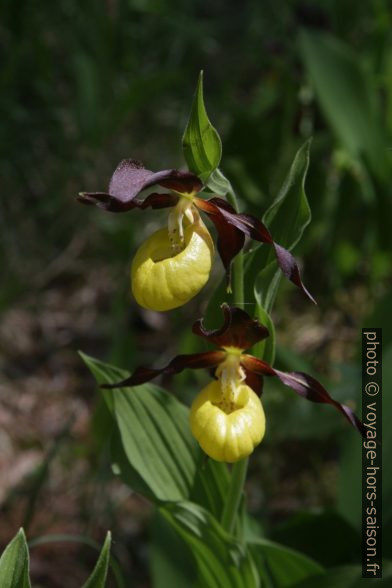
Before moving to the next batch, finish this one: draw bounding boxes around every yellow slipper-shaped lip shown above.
[131,223,214,311]
[190,380,266,463]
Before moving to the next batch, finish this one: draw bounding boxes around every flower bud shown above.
[189,380,265,462]
[131,223,214,311]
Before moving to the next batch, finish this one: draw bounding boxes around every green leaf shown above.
[249,538,323,588]
[110,429,156,501]
[150,511,196,588]
[82,532,111,588]
[262,139,311,247]
[182,71,222,182]
[161,501,258,588]
[299,29,387,180]
[246,139,311,312]
[28,533,125,588]
[189,457,230,521]
[81,353,229,509]
[205,167,232,197]
[252,303,276,365]
[0,529,31,588]
[82,353,198,501]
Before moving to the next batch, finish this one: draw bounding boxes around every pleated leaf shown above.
[161,502,259,588]
[82,532,111,588]
[150,512,197,588]
[81,353,229,507]
[249,538,323,587]
[246,140,311,312]
[182,71,222,182]
[0,529,31,588]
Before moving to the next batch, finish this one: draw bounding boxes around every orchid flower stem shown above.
[220,186,248,535]
[221,457,249,534]
[225,186,244,311]
[232,252,244,310]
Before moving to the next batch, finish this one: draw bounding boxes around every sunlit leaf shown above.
[82,532,111,588]
[246,140,312,312]
[183,71,222,182]
[0,529,31,588]
[81,353,229,510]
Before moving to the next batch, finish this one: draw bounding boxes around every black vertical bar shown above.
[362,328,382,578]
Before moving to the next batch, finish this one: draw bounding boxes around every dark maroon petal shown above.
[206,197,273,242]
[241,355,366,437]
[194,197,245,280]
[138,193,180,209]
[273,244,316,305]
[108,159,202,202]
[240,355,275,376]
[192,303,269,351]
[101,351,226,389]
[158,174,203,194]
[195,196,315,304]
[77,191,180,212]
[244,369,264,396]
[78,159,202,212]
[77,192,136,212]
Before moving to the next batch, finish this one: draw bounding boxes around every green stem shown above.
[232,252,244,309]
[226,186,244,310]
[220,457,249,534]
[220,186,248,535]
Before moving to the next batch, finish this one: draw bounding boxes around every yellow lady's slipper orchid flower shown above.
[78,159,316,307]
[131,221,214,311]
[102,304,365,463]
[190,380,265,462]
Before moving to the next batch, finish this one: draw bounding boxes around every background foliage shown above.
[1,0,391,585]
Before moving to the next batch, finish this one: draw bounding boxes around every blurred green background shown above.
[1,1,391,586]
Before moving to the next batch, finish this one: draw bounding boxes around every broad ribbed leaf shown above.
[150,512,196,588]
[246,140,311,312]
[299,30,387,180]
[249,538,323,587]
[161,502,258,588]
[189,458,229,520]
[0,529,31,588]
[182,71,222,182]
[82,532,111,588]
[81,353,229,508]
